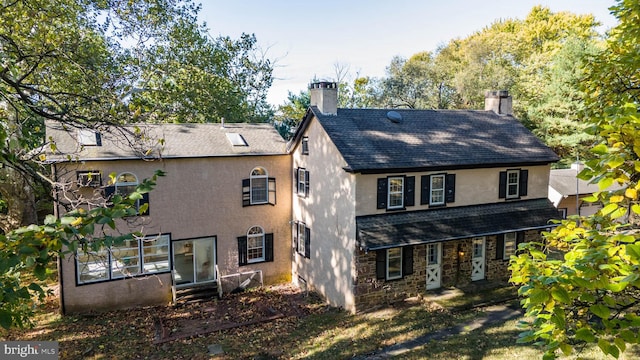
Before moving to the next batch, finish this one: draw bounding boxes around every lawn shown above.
[2,283,639,359]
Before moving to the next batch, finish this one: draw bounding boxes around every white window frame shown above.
[387,177,404,209]
[115,172,139,210]
[386,248,403,280]
[247,226,265,263]
[297,222,306,256]
[301,136,309,155]
[250,167,268,204]
[77,234,170,284]
[297,168,307,197]
[506,170,520,199]
[430,174,445,205]
[504,232,517,259]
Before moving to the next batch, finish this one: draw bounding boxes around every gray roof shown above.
[45,121,287,161]
[549,168,601,196]
[356,199,560,250]
[303,107,558,173]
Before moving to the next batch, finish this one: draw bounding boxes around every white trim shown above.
[387,177,404,209]
[503,232,517,260]
[250,167,268,204]
[247,226,265,263]
[506,170,520,199]
[386,247,403,280]
[430,174,445,205]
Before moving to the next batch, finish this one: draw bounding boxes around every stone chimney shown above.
[309,81,338,116]
[484,90,512,115]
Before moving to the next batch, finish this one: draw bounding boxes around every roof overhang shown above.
[357,198,560,251]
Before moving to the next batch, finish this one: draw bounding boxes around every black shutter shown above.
[405,176,415,207]
[498,171,507,199]
[95,132,102,146]
[496,234,505,260]
[265,233,274,262]
[516,231,525,251]
[420,175,430,205]
[104,186,115,207]
[377,178,388,209]
[242,178,251,206]
[294,169,299,194]
[238,236,248,266]
[403,246,414,276]
[268,178,276,205]
[445,174,456,203]
[304,170,310,198]
[294,222,299,252]
[519,170,528,197]
[139,193,150,215]
[376,250,386,280]
[304,226,311,259]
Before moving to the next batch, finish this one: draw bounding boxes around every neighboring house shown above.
[548,162,610,218]
[288,83,560,313]
[46,121,292,313]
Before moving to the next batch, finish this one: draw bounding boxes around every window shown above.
[377,176,415,210]
[499,169,528,200]
[503,232,517,259]
[76,234,170,284]
[237,230,274,266]
[250,167,268,204]
[506,170,519,198]
[77,129,101,146]
[77,171,102,187]
[376,246,414,280]
[242,168,276,207]
[247,226,265,263]
[104,172,150,215]
[430,175,445,205]
[496,232,524,260]
[295,221,311,258]
[387,248,403,280]
[301,136,309,155]
[296,168,309,198]
[421,174,456,206]
[388,177,404,209]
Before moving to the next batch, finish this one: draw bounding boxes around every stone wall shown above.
[353,230,542,312]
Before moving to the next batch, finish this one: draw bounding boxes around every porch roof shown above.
[356,198,560,251]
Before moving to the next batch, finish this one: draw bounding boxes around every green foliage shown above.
[273,90,310,139]
[0,170,165,329]
[510,4,640,357]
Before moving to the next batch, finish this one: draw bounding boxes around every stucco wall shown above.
[292,118,357,312]
[56,154,292,313]
[356,165,552,216]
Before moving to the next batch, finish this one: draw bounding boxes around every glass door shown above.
[172,237,216,286]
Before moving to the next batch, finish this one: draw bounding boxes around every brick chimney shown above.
[484,90,512,115]
[309,81,338,116]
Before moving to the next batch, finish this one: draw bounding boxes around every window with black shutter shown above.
[242,167,276,206]
[295,221,311,259]
[421,174,456,206]
[375,247,413,280]
[499,169,527,200]
[377,176,415,211]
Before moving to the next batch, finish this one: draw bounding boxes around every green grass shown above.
[3,283,640,359]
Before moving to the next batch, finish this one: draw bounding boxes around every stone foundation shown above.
[353,230,540,312]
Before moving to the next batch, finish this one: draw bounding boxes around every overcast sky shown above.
[199,1,618,106]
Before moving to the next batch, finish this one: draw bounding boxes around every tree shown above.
[273,90,310,139]
[510,2,640,358]
[0,0,274,328]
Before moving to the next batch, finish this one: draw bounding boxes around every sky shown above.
[199,1,619,107]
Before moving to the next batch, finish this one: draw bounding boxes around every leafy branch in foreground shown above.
[0,170,165,329]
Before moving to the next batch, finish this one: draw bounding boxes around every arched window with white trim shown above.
[242,167,276,206]
[247,226,265,263]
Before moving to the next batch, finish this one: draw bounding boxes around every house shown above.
[548,162,611,218]
[46,121,292,313]
[47,83,560,315]
[288,83,560,312]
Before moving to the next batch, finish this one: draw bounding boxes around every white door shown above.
[471,237,485,281]
[426,243,442,290]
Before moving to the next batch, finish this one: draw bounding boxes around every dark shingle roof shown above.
[45,121,286,161]
[311,107,559,173]
[356,199,560,250]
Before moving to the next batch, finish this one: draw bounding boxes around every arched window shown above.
[116,172,138,206]
[250,167,268,204]
[247,226,265,263]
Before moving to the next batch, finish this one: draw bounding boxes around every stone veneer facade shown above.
[353,230,541,312]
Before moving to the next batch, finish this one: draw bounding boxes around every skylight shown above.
[226,133,248,146]
[78,129,101,146]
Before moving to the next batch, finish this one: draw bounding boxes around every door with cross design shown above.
[426,242,441,290]
[471,237,485,281]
